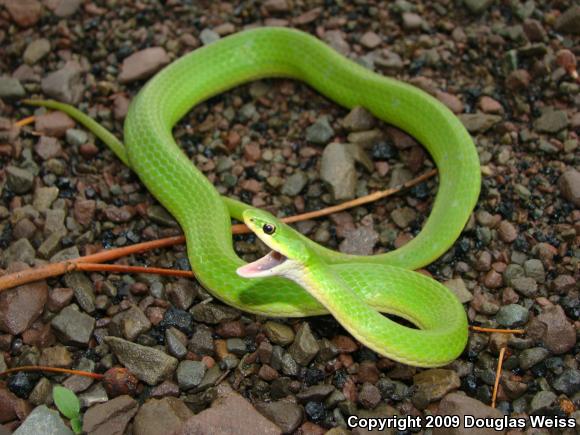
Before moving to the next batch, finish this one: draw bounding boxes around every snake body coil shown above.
[27,28,480,367]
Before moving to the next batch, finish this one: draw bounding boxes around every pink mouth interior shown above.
[237,251,287,278]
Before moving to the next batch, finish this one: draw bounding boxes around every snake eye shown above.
[263,223,276,235]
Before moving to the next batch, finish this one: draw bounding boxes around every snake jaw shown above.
[237,250,289,278]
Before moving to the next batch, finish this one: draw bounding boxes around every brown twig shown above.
[75,235,187,264]
[0,170,437,292]
[76,263,195,278]
[0,365,103,379]
[0,235,186,291]
[231,168,437,233]
[491,347,506,408]
[14,116,35,128]
[469,326,525,334]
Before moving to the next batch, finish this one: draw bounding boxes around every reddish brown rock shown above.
[386,126,418,149]
[292,7,322,25]
[34,136,62,160]
[0,386,31,423]
[175,392,281,435]
[103,205,136,223]
[358,382,381,409]
[82,395,139,435]
[133,397,193,435]
[331,335,358,353]
[215,320,245,338]
[474,251,492,271]
[506,69,531,91]
[47,287,74,312]
[150,381,180,398]
[113,94,130,120]
[298,422,325,435]
[45,0,81,17]
[258,364,279,381]
[360,31,382,49]
[119,48,171,84]
[263,0,290,13]
[478,96,503,114]
[552,275,576,293]
[483,270,503,289]
[0,263,48,335]
[79,143,99,158]
[528,305,576,354]
[74,199,96,226]
[5,0,42,27]
[435,91,463,114]
[498,221,517,243]
[22,322,55,347]
[35,111,75,137]
[243,142,261,161]
[357,361,380,384]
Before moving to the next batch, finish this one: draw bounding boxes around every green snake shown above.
[25,27,480,367]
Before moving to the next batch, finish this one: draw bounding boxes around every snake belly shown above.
[27,27,481,367]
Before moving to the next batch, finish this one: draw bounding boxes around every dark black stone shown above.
[461,373,478,395]
[371,140,397,160]
[159,307,194,336]
[304,401,326,423]
[333,370,348,389]
[303,368,325,386]
[8,372,39,398]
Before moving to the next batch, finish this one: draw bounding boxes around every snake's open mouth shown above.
[237,250,288,278]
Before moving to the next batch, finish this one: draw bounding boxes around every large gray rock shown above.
[41,65,84,104]
[2,239,35,266]
[534,108,569,133]
[110,305,151,341]
[255,400,303,434]
[51,305,95,346]
[105,336,178,385]
[6,166,33,194]
[63,272,95,314]
[176,361,206,390]
[306,116,334,144]
[288,323,319,366]
[14,405,73,435]
[0,77,25,98]
[320,143,357,200]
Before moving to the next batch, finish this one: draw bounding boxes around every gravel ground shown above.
[0,0,579,434]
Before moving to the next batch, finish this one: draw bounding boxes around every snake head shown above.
[236,209,310,279]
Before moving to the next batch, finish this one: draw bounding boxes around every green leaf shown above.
[53,386,80,420]
[70,416,83,435]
